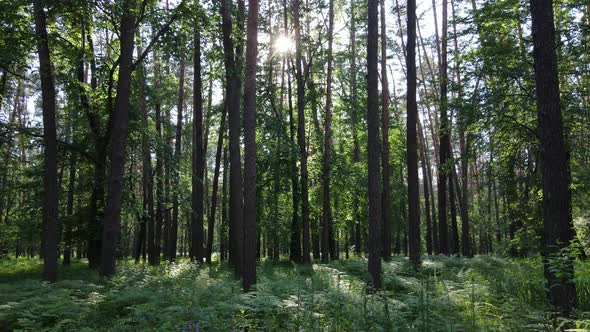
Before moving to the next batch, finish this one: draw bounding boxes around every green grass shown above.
[1,256,589,331]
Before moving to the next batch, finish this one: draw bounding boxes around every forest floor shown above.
[1,256,589,331]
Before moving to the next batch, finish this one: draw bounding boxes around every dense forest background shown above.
[0,0,589,329]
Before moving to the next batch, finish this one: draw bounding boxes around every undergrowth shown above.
[1,256,589,331]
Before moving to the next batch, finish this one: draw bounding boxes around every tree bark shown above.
[367,0,382,289]
[34,0,59,281]
[437,0,450,256]
[220,0,244,275]
[169,54,185,262]
[192,25,205,263]
[406,0,421,266]
[294,0,311,263]
[242,0,259,290]
[530,0,576,313]
[100,0,136,276]
[380,0,392,261]
[321,0,335,264]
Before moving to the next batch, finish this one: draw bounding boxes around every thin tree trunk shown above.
[437,0,450,256]
[367,0,382,288]
[294,0,311,263]
[206,105,226,264]
[137,40,156,265]
[192,25,205,263]
[406,0,421,266]
[169,55,185,262]
[380,0,392,261]
[321,0,335,264]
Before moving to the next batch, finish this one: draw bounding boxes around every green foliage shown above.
[1,256,589,331]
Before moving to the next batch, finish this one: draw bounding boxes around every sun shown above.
[274,35,295,54]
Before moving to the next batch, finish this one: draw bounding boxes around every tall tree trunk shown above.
[350,0,362,256]
[154,52,164,264]
[530,0,576,313]
[192,25,205,263]
[321,0,335,264]
[34,0,59,282]
[367,0,382,289]
[380,0,392,261]
[406,0,421,266]
[437,0,450,256]
[100,0,135,276]
[242,0,259,290]
[137,40,156,265]
[294,0,311,263]
[169,55,185,262]
[220,0,244,275]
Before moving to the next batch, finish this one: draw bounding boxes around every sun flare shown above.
[274,35,295,54]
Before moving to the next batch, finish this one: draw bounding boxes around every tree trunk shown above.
[380,0,392,261]
[220,0,244,275]
[437,0,450,256]
[294,0,311,264]
[530,0,576,313]
[350,0,362,257]
[192,26,205,263]
[169,54,185,262]
[406,0,421,266]
[206,102,226,264]
[367,0,382,289]
[34,0,59,282]
[100,0,135,276]
[242,0,259,290]
[321,0,335,264]
[137,40,156,265]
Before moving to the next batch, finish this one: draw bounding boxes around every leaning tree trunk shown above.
[34,0,59,282]
[530,0,576,314]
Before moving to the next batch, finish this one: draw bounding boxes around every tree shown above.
[192,22,205,263]
[322,0,334,263]
[169,53,185,262]
[438,0,450,256]
[406,0,420,266]
[367,0,382,289]
[219,0,244,275]
[529,0,576,313]
[242,0,259,291]
[100,0,136,276]
[33,0,58,282]
[137,39,156,265]
[294,0,311,264]
[380,0,392,261]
